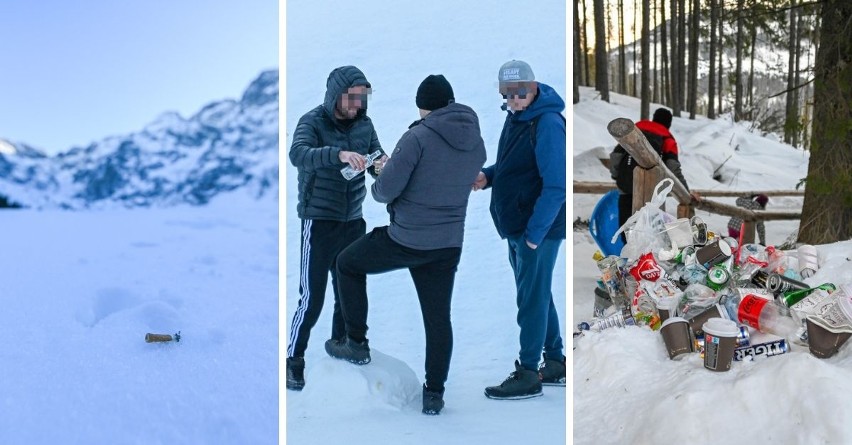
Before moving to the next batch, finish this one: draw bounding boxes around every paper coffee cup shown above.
[806,317,852,359]
[660,317,695,360]
[695,239,733,269]
[657,296,677,322]
[689,303,728,336]
[702,318,739,372]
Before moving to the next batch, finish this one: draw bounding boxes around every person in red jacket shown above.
[609,108,700,242]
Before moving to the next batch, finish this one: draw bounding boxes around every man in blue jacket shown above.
[326,74,487,415]
[473,60,566,399]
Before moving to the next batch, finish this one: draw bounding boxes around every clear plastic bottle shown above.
[340,150,383,180]
[737,293,800,339]
[765,246,788,275]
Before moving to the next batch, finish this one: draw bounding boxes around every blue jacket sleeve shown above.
[525,113,566,245]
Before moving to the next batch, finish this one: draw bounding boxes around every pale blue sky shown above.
[0,1,278,154]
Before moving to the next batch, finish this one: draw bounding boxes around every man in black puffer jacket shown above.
[286,65,386,391]
[326,74,487,416]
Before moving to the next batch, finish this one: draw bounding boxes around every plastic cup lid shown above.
[702,317,739,337]
[660,316,688,330]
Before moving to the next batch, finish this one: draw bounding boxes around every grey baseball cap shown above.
[498,60,535,83]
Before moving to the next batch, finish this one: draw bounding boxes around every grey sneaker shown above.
[484,361,543,400]
[422,385,445,415]
[539,354,566,386]
[286,356,305,391]
[325,337,371,365]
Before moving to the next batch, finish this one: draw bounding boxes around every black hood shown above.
[322,66,371,120]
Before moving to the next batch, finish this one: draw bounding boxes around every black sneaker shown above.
[286,356,305,391]
[539,354,566,386]
[484,361,543,400]
[422,384,445,415]
[325,337,371,365]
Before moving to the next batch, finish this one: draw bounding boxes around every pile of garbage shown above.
[577,180,852,372]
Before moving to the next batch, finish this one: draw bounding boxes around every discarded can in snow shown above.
[706,266,731,291]
[734,337,789,361]
[767,273,809,294]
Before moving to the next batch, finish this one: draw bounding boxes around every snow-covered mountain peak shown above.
[0,70,279,209]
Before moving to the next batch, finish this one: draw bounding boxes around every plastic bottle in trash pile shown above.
[765,246,801,279]
[737,293,800,339]
[577,311,636,332]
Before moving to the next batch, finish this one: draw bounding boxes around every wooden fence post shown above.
[632,166,666,214]
[742,221,756,244]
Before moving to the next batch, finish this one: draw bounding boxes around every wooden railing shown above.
[577,118,803,244]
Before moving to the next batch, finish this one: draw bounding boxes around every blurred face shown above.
[500,81,537,111]
[337,85,370,118]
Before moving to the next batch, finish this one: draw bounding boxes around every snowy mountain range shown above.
[0,69,279,209]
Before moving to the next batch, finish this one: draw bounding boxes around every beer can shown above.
[706,266,730,291]
[767,273,809,294]
[736,326,751,347]
[733,338,789,361]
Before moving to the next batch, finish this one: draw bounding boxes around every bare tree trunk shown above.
[608,0,614,89]
[803,11,818,151]
[793,6,803,147]
[708,0,717,118]
[661,0,670,106]
[670,0,679,113]
[641,0,651,119]
[582,0,591,86]
[798,0,852,244]
[618,0,627,94]
[785,0,798,144]
[718,2,724,114]
[653,0,659,103]
[734,0,744,121]
[633,0,638,97]
[677,0,686,115]
[747,26,756,118]
[594,0,610,101]
[687,0,699,119]
[574,0,582,103]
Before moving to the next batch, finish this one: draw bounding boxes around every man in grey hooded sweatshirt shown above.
[326,74,487,416]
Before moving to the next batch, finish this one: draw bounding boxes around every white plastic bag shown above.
[611,179,677,261]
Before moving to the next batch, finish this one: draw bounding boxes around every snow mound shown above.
[296,349,422,413]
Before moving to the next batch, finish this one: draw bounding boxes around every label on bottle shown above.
[738,294,770,331]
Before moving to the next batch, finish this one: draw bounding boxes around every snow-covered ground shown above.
[572,87,852,444]
[284,1,567,444]
[0,192,278,443]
